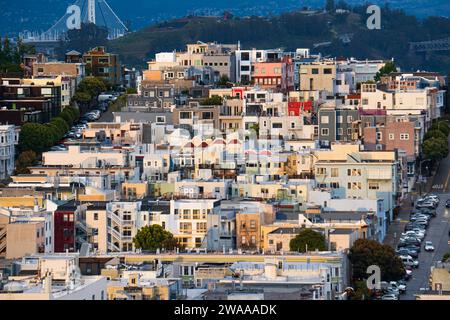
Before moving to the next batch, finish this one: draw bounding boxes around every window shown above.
[196,222,207,233]
[250,220,257,229]
[202,112,213,119]
[316,168,327,175]
[347,116,353,123]
[330,182,340,189]
[348,182,362,190]
[331,168,339,177]
[94,213,98,221]
[389,133,395,140]
[324,68,332,74]
[347,169,361,176]
[156,116,166,123]
[337,116,343,123]
[337,128,343,136]
[241,52,250,61]
[362,99,369,105]
[321,116,329,124]
[376,132,382,141]
[321,128,329,136]
[272,123,282,129]
[369,182,380,190]
[400,133,409,140]
[192,210,201,219]
[180,111,192,119]
[312,68,319,74]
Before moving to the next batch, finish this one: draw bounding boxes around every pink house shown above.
[252,56,294,92]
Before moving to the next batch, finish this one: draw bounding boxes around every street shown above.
[385,136,450,300]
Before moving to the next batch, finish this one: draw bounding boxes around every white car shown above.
[381,293,398,300]
[390,281,406,293]
[424,241,434,251]
[402,231,424,240]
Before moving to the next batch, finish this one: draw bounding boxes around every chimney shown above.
[43,272,52,294]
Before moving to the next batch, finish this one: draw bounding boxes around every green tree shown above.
[45,123,60,144]
[249,123,260,138]
[133,225,179,251]
[77,77,107,98]
[126,87,137,94]
[423,137,449,161]
[442,253,450,262]
[430,121,450,137]
[424,129,447,141]
[50,117,70,135]
[348,239,405,282]
[217,75,230,87]
[64,105,80,122]
[73,91,92,105]
[351,280,373,300]
[18,123,54,153]
[58,110,74,127]
[200,95,223,106]
[374,61,397,82]
[289,229,326,252]
[14,150,38,175]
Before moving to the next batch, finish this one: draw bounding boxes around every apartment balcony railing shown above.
[109,226,122,241]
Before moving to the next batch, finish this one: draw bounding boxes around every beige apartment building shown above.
[299,61,337,93]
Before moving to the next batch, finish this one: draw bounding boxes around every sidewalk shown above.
[383,171,436,248]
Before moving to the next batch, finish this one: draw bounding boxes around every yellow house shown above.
[121,182,148,199]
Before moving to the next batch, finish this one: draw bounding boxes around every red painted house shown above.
[54,203,77,252]
[288,100,313,116]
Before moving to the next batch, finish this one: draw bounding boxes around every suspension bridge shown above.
[20,0,128,44]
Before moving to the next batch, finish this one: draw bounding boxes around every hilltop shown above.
[108,6,450,73]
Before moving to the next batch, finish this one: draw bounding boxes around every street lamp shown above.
[418,158,431,196]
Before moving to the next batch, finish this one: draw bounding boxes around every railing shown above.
[109,226,121,241]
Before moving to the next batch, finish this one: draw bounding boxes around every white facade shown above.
[0,125,18,180]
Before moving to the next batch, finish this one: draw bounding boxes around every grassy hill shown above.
[108,6,450,73]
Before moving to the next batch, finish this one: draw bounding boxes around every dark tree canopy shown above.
[348,239,405,282]
[374,61,397,82]
[423,137,449,161]
[200,95,223,106]
[133,225,180,251]
[289,229,326,252]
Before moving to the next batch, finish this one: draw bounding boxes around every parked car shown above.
[403,245,421,253]
[402,231,424,240]
[424,241,435,252]
[392,281,407,293]
[446,199,450,208]
[396,248,418,258]
[381,293,398,300]
[400,255,419,268]
[416,201,437,209]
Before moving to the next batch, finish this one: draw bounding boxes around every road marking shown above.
[444,171,450,191]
